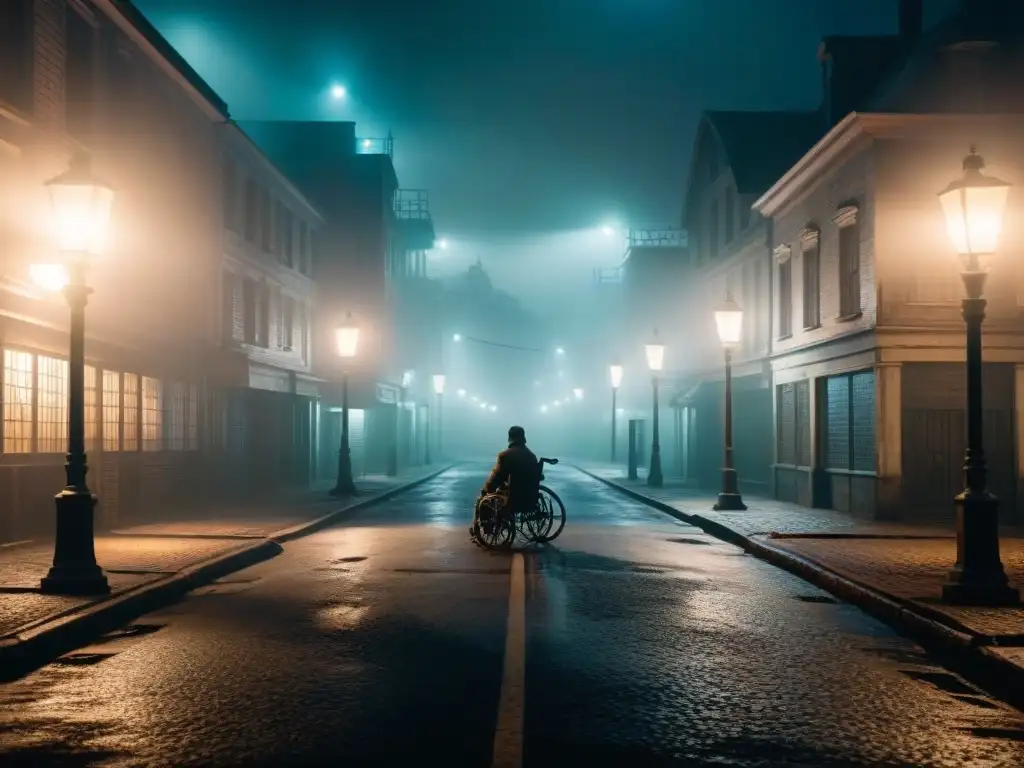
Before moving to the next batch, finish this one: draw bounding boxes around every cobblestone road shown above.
[1,465,1022,766]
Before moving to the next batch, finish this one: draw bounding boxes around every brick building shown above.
[0,0,325,541]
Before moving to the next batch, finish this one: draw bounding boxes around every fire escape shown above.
[393,189,436,278]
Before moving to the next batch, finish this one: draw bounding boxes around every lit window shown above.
[3,349,33,453]
[123,373,139,451]
[102,370,120,451]
[187,384,199,450]
[85,365,97,453]
[37,355,68,453]
[142,376,162,451]
[168,381,185,450]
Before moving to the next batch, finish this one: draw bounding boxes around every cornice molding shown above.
[753,113,1024,218]
[799,226,820,250]
[774,244,792,264]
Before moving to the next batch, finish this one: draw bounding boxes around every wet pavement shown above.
[1,464,1023,766]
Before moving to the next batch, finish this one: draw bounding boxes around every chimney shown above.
[899,0,923,42]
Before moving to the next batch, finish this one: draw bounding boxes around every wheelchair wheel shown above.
[475,494,515,550]
[538,485,566,542]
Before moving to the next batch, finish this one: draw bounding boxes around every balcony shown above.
[628,227,688,248]
[356,134,394,157]
[393,189,435,252]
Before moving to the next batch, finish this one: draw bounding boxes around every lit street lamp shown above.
[330,84,347,100]
[37,154,114,595]
[610,362,623,462]
[938,146,1019,605]
[645,330,665,488]
[573,388,584,400]
[330,313,360,496]
[713,295,747,511]
[433,374,445,459]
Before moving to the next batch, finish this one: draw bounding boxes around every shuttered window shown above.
[839,221,861,317]
[776,380,811,467]
[825,371,875,472]
[802,239,821,328]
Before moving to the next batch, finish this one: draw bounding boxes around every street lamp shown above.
[330,313,360,496]
[457,388,466,398]
[452,333,462,343]
[645,329,665,488]
[330,84,347,100]
[713,295,747,511]
[573,388,584,400]
[610,362,623,462]
[937,146,1018,605]
[433,374,445,459]
[37,154,114,595]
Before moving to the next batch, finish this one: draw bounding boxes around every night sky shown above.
[136,0,955,309]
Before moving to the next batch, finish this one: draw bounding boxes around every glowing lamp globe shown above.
[30,264,70,292]
[335,313,359,359]
[609,363,623,389]
[645,330,665,372]
[714,296,744,348]
[938,146,1011,272]
[45,154,114,256]
[432,374,446,395]
[573,388,584,400]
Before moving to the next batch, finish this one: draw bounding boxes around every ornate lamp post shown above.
[609,362,623,462]
[37,154,114,596]
[644,330,665,488]
[330,313,360,496]
[713,295,747,511]
[433,373,445,460]
[938,146,1019,605]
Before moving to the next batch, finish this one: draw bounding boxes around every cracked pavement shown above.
[1,464,1023,766]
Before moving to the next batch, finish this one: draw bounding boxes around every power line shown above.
[461,335,545,353]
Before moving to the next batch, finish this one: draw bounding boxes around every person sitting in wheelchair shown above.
[472,425,541,539]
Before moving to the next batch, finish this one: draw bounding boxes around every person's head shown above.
[508,425,526,446]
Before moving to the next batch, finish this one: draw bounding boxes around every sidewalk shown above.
[576,460,1024,700]
[0,463,451,680]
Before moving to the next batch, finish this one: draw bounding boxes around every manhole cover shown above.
[54,652,117,666]
[102,624,164,641]
[795,594,838,604]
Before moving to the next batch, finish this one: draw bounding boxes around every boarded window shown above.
[825,370,876,472]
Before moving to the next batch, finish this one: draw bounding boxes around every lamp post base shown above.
[714,468,747,510]
[942,492,1020,606]
[714,493,747,511]
[647,451,663,488]
[329,482,357,498]
[40,489,109,596]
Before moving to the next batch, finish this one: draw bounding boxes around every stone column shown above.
[875,362,903,521]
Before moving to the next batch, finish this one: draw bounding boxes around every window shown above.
[777,249,793,338]
[282,295,294,350]
[297,223,308,274]
[37,355,68,453]
[258,283,270,347]
[3,349,33,453]
[142,376,162,451]
[296,303,308,362]
[260,189,273,251]
[85,365,97,453]
[775,381,811,467]
[243,277,257,344]
[825,371,876,472]
[801,230,821,329]
[836,207,861,317]
[123,373,139,451]
[244,179,258,242]
[167,381,185,450]
[223,157,238,232]
[187,384,199,450]
[102,370,121,451]
[709,201,719,257]
[66,6,98,136]
[279,205,293,267]
[725,190,736,245]
[0,0,32,112]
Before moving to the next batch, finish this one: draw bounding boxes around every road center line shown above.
[492,551,526,768]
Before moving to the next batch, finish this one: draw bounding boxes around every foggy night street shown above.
[1,465,1022,767]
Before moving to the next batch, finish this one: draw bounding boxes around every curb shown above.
[575,464,1024,708]
[0,464,455,681]
[272,463,457,543]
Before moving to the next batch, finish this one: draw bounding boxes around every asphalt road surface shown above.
[2,464,1024,767]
